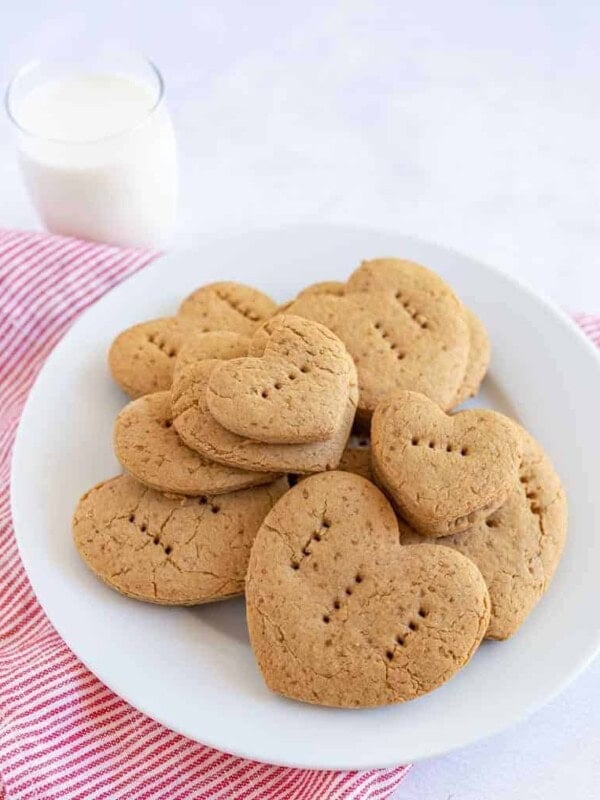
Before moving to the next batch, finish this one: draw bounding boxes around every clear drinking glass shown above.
[5,50,177,249]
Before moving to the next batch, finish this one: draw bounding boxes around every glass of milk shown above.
[5,51,177,249]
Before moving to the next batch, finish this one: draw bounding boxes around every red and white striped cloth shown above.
[0,230,413,800]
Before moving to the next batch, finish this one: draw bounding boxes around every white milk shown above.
[14,73,177,249]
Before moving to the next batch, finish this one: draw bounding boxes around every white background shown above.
[1,2,599,797]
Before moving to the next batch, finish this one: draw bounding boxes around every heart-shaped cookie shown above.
[207,315,354,444]
[73,474,288,605]
[172,359,358,473]
[109,316,198,398]
[178,281,277,334]
[246,471,490,707]
[288,262,469,422]
[371,391,521,536]
[347,259,490,407]
[109,319,252,400]
[114,391,280,496]
[400,425,567,639]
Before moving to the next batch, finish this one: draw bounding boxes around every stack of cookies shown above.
[73,258,567,708]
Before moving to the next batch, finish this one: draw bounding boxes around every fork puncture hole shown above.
[386,650,394,661]
[323,615,330,624]
[355,574,363,584]
[274,382,282,390]
[211,505,220,514]
[198,496,208,505]
[461,447,469,456]
[153,536,159,545]
[333,600,341,610]
[261,390,269,398]
[345,587,353,596]
[409,621,418,631]
[165,545,172,555]
[140,524,147,533]
[129,514,135,523]
[164,420,172,428]
[411,437,419,446]
[396,635,405,646]
[418,608,428,618]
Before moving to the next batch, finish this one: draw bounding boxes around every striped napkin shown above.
[0,230,412,800]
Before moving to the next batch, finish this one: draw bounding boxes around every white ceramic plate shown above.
[11,226,600,770]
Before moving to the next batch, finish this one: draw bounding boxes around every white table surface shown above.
[1,2,598,797]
